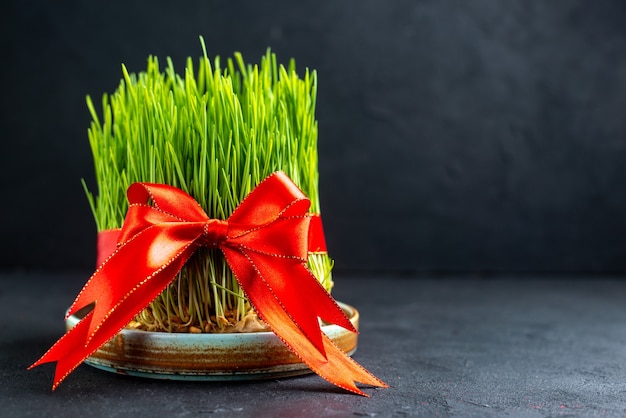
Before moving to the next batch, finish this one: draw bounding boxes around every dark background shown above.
[3,0,626,276]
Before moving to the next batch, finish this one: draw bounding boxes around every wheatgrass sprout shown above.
[83,40,333,332]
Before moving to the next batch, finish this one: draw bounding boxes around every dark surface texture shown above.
[4,1,626,275]
[4,272,626,417]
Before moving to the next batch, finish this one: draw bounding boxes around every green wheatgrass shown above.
[83,38,333,332]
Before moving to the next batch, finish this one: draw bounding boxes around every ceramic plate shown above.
[66,302,359,381]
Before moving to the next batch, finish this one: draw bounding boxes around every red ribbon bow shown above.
[30,172,386,396]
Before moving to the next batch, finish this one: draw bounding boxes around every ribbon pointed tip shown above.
[28,352,55,370]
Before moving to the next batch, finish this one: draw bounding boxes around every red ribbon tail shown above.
[29,232,197,390]
[28,309,95,389]
[225,250,388,396]
[265,305,388,396]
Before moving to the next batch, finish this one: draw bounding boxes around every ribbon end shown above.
[27,360,42,371]
[28,354,70,391]
[351,388,370,398]
[29,347,60,371]
[346,379,390,397]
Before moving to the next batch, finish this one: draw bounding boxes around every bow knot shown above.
[201,219,228,248]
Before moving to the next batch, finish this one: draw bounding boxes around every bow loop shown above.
[229,172,310,227]
[128,182,208,222]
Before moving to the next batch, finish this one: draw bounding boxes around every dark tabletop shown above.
[3,272,626,417]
